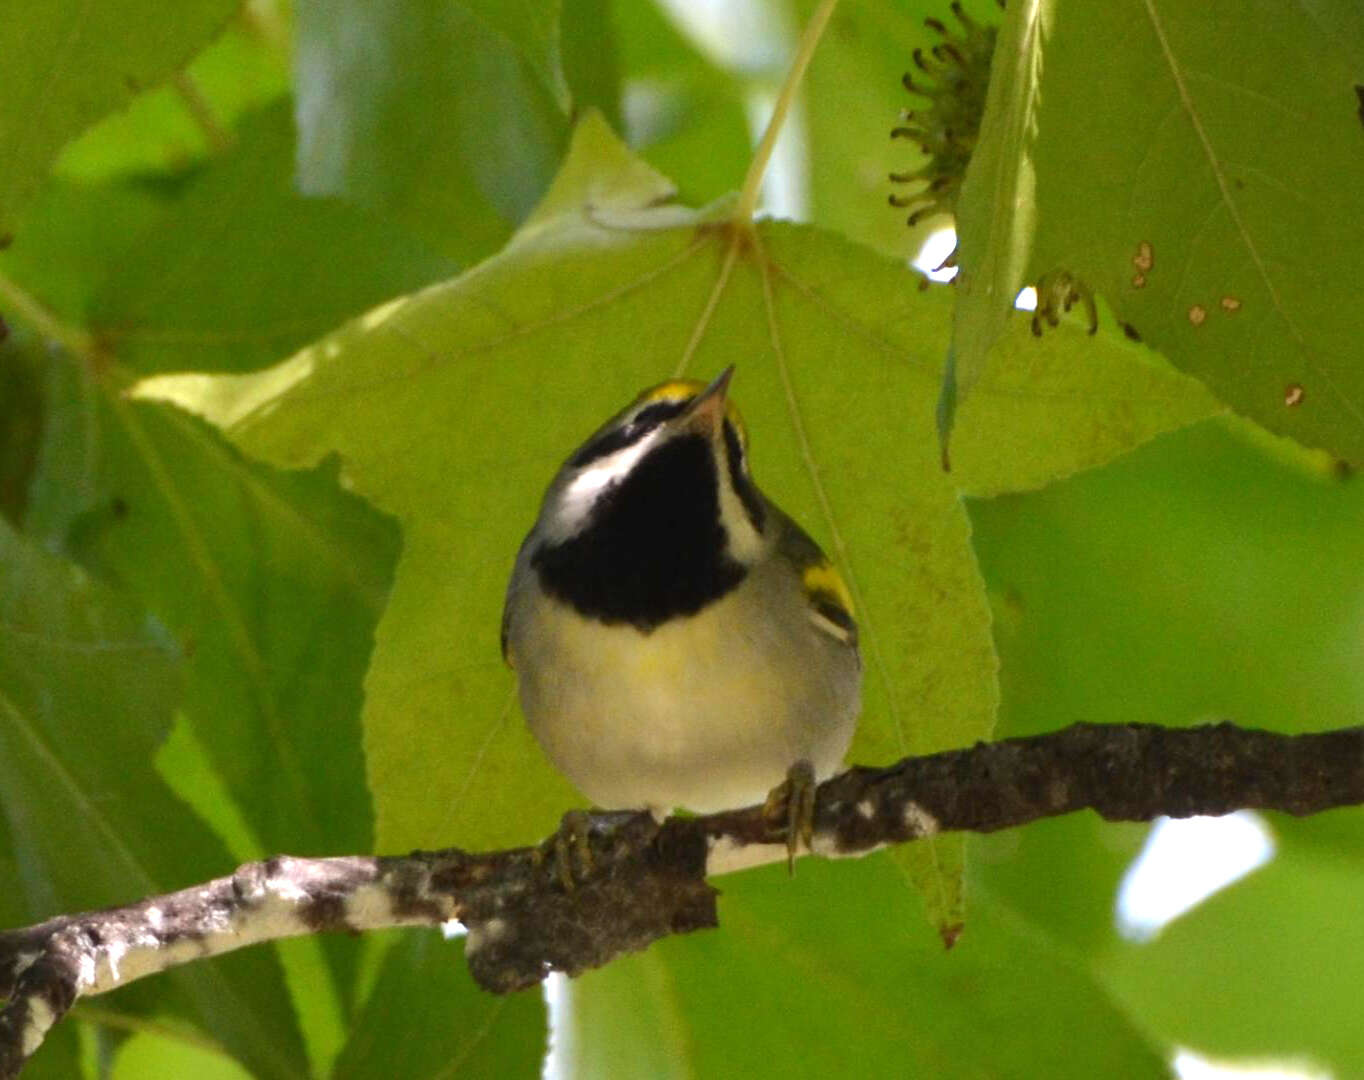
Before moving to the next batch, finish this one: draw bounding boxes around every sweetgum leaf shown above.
[1015,1,1364,459]
[29,359,397,874]
[134,114,1215,935]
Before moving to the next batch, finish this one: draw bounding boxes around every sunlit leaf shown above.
[134,117,1211,940]
[56,14,291,184]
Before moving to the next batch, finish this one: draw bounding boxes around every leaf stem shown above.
[734,0,840,223]
[172,71,234,154]
[0,270,95,359]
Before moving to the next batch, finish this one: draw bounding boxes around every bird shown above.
[501,367,861,837]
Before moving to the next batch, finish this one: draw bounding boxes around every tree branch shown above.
[3,721,1361,1076]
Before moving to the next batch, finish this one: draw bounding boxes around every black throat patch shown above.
[532,434,746,631]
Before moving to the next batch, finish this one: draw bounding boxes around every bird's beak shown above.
[684,365,734,434]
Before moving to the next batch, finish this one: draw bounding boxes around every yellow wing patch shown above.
[802,560,855,616]
[802,560,857,646]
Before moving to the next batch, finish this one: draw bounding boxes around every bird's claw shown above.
[763,760,817,875]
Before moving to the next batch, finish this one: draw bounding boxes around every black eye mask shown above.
[567,397,691,468]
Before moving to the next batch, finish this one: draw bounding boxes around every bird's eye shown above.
[567,398,690,468]
[629,399,689,433]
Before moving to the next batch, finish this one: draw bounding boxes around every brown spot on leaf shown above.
[1188,304,1207,326]
[1131,273,1146,289]
[1356,85,1364,128]
[1284,384,1305,407]
[1120,321,1142,342]
[940,922,964,950]
[1220,295,1242,313]
[1132,241,1153,273]
[0,233,12,251]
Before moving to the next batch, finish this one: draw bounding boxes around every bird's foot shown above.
[535,808,654,891]
[762,760,817,875]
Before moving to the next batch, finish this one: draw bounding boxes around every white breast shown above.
[509,562,860,814]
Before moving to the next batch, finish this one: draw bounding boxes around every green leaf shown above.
[133,116,1211,941]
[1102,841,1364,1073]
[566,855,1168,1078]
[24,353,398,1046]
[134,118,1000,881]
[562,0,622,131]
[293,0,570,264]
[459,0,570,109]
[56,14,291,185]
[971,417,1364,741]
[0,181,166,328]
[0,519,309,1080]
[944,0,1053,453]
[1025,2,1364,460]
[952,320,1222,497]
[112,1031,252,1080]
[88,105,459,375]
[331,931,546,1078]
[29,358,398,876]
[0,0,237,233]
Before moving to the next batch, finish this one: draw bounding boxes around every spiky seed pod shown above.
[888,1,1000,232]
[891,3,1098,335]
